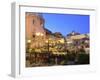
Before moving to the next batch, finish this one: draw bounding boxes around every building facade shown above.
[26,12,46,48]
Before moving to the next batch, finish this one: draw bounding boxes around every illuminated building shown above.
[26,12,46,48]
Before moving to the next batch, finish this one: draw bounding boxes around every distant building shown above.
[66,31,89,43]
[66,31,89,54]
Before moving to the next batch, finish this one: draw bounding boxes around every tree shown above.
[53,32,64,38]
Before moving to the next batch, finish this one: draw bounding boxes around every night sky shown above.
[42,13,89,36]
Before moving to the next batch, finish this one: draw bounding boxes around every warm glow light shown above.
[45,40,48,43]
[35,32,44,36]
[29,48,32,53]
[59,39,64,43]
[27,39,31,43]
[40,33,43,36]
[35,32,40,36]
[35,49,41,53]
[67,41,73,44]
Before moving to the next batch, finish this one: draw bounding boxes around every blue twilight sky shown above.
[42,13,89,36]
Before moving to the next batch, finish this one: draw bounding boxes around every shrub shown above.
[77,53,89,64]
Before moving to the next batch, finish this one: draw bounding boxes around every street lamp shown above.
[45,38,52,52]
[27,39,32,52]
[26,39,33,64]
[35,32,44,64]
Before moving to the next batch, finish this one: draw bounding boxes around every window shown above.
[33,19,35,24]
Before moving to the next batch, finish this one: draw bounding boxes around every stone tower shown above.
[26,12,46,48]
